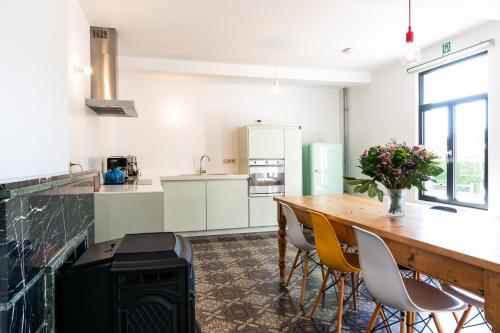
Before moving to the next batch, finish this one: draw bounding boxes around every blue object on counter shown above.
[104,167,125,185]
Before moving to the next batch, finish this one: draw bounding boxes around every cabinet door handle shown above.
[314,169,330,173]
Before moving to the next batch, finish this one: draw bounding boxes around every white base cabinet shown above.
[163,179,249,232]
[249,196,277,227]
[94,192,164,243]
[163,181,207,232]
[207,180,248,230]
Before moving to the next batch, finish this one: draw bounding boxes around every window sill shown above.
[415,198,488,213]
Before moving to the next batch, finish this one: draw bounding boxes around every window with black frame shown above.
[419,51,488,209]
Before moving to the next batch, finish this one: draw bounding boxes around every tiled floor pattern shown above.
[189,232,490,333]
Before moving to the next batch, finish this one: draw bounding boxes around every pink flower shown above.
[393,168,402,175]
[378,152,392,163]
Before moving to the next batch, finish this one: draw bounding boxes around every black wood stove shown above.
[56,232,196,333]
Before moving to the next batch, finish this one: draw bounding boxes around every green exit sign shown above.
[442,42,452,55]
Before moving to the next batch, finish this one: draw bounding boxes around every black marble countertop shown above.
[0,171,99,199]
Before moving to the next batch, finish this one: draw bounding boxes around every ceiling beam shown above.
[118,56,371,87]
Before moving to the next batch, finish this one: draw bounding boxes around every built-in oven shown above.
[248,159,285,196]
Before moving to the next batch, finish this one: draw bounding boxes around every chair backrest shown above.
[282,204,315,251]
[353,226,418,311]
[430,206,458,213]
[309,210,357,272]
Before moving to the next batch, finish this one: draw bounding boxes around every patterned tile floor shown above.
[189,232,491,333]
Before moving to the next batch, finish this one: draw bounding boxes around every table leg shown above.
[277,203,287,282]
[485,271,500,333]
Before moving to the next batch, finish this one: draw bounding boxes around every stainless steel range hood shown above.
[85,27,137,117]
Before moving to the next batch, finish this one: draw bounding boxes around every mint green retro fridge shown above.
[302,143,343,195]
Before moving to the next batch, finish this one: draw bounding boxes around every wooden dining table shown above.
[274,194,500,332]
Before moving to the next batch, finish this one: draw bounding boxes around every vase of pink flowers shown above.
[345,141,443,217]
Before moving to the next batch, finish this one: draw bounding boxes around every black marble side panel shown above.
[0,273,44,333]
[0,172,98,332]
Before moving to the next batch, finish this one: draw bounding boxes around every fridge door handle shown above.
[314,169,330,173]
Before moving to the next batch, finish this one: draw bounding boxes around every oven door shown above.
[249,165,285,196]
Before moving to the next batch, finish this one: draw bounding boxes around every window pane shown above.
[455,100,487,204]
[423,107,448,199]
[423,55,488,104]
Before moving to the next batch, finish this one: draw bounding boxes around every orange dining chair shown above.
[308,210,361,333]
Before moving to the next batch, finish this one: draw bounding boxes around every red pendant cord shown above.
[409,0,411,27]
[406,0,414,43]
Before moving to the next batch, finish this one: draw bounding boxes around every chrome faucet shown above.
[199,155,211,175]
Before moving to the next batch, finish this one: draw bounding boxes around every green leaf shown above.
[356,182,371,193]
[376,188,384,202]
[367,183,377,198]
[345,179,367,186]
[415,182,427,192]
[353,185,363,193]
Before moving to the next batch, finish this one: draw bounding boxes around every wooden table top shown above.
[274,194,500,274]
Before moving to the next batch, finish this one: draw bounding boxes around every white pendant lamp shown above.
[272,45,280,94]
[399,0,421,66]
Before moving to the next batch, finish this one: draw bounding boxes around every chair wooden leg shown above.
[351,272,357,310]
[286,250,301,287]
[432,312,444,333]
[311,271,330,317]
[300,253,309,306]
[356,273,361,297]
[380,307,393,333]
[337,276,345,333]
[400,312,407,333]
[406,312,414,333]
[454,305,473,333]
[365,303,382,333]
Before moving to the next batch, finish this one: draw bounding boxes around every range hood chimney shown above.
[85,27,137,117]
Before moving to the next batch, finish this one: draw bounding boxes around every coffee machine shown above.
[104,155,140,182]
[126,155,139,181]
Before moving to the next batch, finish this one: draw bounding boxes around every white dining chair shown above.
[353,226,466,333]
[441,282,492,332]
[429,206,491,332]
[282,203,321,306]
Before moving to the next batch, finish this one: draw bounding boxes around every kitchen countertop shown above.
[160,174,249,181]
[97,176,163,194]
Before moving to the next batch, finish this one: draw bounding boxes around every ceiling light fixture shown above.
[272,44,280,94]
[399,0,421,67]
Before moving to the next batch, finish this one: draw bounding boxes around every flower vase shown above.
[387,189,406,217]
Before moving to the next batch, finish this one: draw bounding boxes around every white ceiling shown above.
[79,0,499,72]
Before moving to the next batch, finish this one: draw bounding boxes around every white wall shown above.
[0,0,100,181]
[104,70,341,175]
[347,21,500,213]
[67,0,106,172]
[0,0,69,180]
